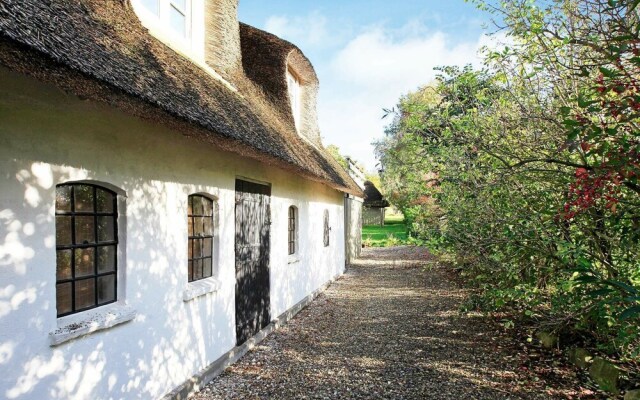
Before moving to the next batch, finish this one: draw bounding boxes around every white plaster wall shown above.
[0,68,345,399]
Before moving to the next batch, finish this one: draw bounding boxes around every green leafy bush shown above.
[376,0,640,361]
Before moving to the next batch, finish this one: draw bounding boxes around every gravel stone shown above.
[192,247,554,399]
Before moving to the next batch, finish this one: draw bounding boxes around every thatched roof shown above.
[0,0,362,196]
[363,181,390,208]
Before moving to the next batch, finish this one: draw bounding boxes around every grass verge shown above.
[362,216,408,247]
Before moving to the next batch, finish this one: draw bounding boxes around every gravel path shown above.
[192,246,552,399]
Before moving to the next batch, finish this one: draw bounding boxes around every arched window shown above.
[288,206,297,255]
[55,184,118,317]
[323,209,330,247]
[188,194,214,282]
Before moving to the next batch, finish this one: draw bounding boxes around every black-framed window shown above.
[188,195,214,282]
[55,184,118,317]
[323,209,330,247]
[288,206,297,255]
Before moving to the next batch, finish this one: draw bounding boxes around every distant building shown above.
[344,157,365,261]
[363,181,390,226]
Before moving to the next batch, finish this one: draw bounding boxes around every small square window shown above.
[288,206,297,255]
[323,210,330,247]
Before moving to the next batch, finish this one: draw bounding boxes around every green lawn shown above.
[362,216,408,247]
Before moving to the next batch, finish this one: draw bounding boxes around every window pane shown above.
[75,216,95,244]
[188,217,194,237]
[97,246,116,273]
[56,282,72,315]
[75,279,95,310]
[193,259,203,280]
[193,217,204,236]
[56,216,73,246]
[188,260,193,282]
[203,237,212,257]
[192,196,204,216]
[203,258,212,278]
[171,0,186,11]
[193,239,202,259]
[204,217,213,236]
[97,216,115,242]
[75,248,95,278]
[203,198,213,216]
[56,186,72,212]
[170,6,186,37]
[140,0,159,15]
[188,239,193,259]
[96,189,114,213]
[74,185,94,212]
[56,250,72,280]
[97,275,116,304]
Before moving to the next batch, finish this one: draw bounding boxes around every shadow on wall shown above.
[0,161,342,399]
[0,161,242,399]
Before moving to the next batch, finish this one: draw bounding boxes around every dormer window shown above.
[287,68,302,131]
[136,0,191,39]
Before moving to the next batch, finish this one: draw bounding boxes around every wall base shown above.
[162,272,343,400]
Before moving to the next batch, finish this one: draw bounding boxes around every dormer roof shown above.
[0,0,362,196]
[239,23,322,147]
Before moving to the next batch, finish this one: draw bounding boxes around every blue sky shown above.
[239,1,496,171]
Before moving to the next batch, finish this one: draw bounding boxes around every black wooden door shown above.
[235,179,271,345]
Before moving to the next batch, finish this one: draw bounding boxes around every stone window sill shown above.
[49,303,137,347]
[183,277,221,302]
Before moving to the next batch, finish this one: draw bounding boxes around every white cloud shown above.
[319,24,501,170]
[264,11,330,49]
[260,13,505,170]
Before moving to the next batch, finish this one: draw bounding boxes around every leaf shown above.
[599,66,617,78]
[620,305,640,320]
[587,288,614,297]
[575,275,600,284]
[604,280,639,295]
[559,106,572,115]
[578,96,596,108]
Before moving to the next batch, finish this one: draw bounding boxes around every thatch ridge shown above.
[0,0,362,196]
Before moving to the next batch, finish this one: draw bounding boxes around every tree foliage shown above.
[326,144,349,171]
[376,0,640,360]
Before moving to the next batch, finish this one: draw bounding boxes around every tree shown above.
[326,144,349,171]
[376,0,640,360]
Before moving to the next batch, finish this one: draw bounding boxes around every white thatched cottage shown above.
[0,1,363,398]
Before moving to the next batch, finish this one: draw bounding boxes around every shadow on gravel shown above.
[192,246,554,400]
